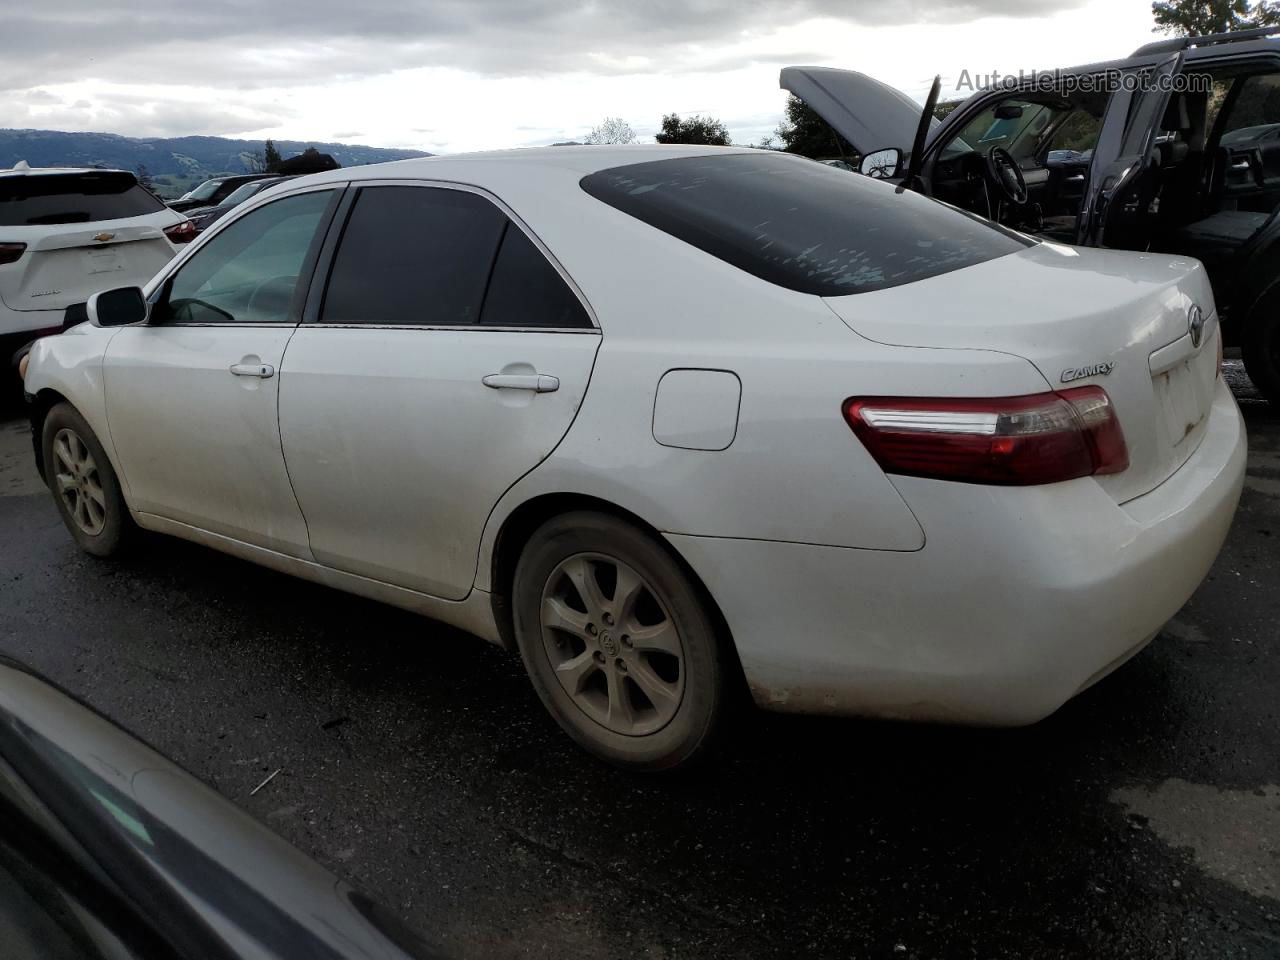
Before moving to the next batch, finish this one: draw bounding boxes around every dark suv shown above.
[784,27,1280,402]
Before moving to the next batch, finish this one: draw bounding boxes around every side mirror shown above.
[87,287,148,327]
[860,148,903,180]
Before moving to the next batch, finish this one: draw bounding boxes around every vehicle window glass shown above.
[0,172,164,226]
[1218,73,1280,145]
[185,180,222,202]
[581,153,1030,296]
[220,181,268,207]
[1045,108,1102,159]
[321,186,506,326]
[163,190,332,325]
[480,224,590,328]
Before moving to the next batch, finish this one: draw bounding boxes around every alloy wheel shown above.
[539,553,686,737]
[52,428,107,536]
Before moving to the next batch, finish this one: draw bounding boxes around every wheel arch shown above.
[487,493,746,692]
[26,387,71,482]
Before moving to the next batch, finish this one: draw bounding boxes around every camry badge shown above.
[1060,362,1114,383]
[1188,304,1205,349]
[93,232,115,242]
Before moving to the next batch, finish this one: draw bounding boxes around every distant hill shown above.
[0,129,431,197]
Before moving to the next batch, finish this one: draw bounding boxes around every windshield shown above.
[940,100,1057,161]
[218,180,270,207]
[182,179,224,202]
[581,152,1030,296]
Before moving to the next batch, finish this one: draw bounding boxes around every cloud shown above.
[331,130,364,139]
[0,87,285,138]
[0,0,1089,93]
[24,88,64,105]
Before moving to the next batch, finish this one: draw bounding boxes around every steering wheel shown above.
[246,275,298,321]
[984,147,1028,206]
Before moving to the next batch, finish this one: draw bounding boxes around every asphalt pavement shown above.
[0,364,1277,959]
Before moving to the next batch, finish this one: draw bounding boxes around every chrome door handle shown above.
[482,373,559,393]
[230,362,275,379]
[1230,160,1251,171]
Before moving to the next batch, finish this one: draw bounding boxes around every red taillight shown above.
[843,386,1129,486]
[0,242,26,265]
[164,219,197,244]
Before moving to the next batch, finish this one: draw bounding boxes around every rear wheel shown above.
[1242,286,1280,405]
[41,403,133,557]
[512,511,727,771]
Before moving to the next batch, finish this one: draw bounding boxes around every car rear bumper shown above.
[0,304,64,340]
[666,379,1247,725]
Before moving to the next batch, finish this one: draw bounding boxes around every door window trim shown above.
[299,178,601,334]
[143,182,347,329]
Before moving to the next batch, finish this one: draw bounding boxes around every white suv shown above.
[1,162,193,362]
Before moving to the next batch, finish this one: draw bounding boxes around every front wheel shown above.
[1242,286,1280,405]
[41,402,134,557]
[512,511,728,771]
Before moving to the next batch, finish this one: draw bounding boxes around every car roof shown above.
[0,162,132,180]
[283,144,755,189]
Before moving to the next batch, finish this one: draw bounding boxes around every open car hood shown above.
[779,66,937,157]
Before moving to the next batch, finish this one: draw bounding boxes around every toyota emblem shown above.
[1188,304,1205,349]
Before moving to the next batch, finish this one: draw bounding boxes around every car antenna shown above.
[898,74,942,195]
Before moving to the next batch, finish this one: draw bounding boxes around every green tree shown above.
[1151,0,1280,35]
[775,94,855,159]
[655,113,731,146]
[264,138,284,173]
[934,99,964,121]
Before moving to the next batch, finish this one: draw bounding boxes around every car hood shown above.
[779,65,936,157]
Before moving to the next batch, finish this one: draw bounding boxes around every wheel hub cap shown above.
[539,553,686,737]
[52,428,107,536]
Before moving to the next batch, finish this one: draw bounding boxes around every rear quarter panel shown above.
[469,166,1052,589]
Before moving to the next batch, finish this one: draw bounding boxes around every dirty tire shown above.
[1243,286,1280,406]
[42,402,133,558]
[513,511,726,772]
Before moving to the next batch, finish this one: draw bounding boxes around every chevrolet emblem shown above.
[93,232,115,242]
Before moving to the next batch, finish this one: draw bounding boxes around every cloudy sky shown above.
[2,0,1160,153]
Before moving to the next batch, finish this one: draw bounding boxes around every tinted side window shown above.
[0,172,164,226]
[1219,73,1280,143]
[322,186,506,326]
[480,224,590,328]
[163,190,333,325]
[581,153,1030,296]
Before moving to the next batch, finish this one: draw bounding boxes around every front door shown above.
[104,186,341,555]
[278,183,600,600]
[1078,52,1186,246]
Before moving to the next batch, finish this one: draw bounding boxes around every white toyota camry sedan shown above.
[22,146,1246,770]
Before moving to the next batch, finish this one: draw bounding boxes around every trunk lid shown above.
[823,241,1220,503]
[779,66,937,157]
[0,217,177,311]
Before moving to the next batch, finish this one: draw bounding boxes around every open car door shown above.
[1078,51,1186,246]
[779,66,937,158]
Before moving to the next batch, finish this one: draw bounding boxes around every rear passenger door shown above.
[277,182,601,601]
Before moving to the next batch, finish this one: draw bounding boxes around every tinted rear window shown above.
[0,172,164,226]
[580,153,1031,295]
[322,185,507,326]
